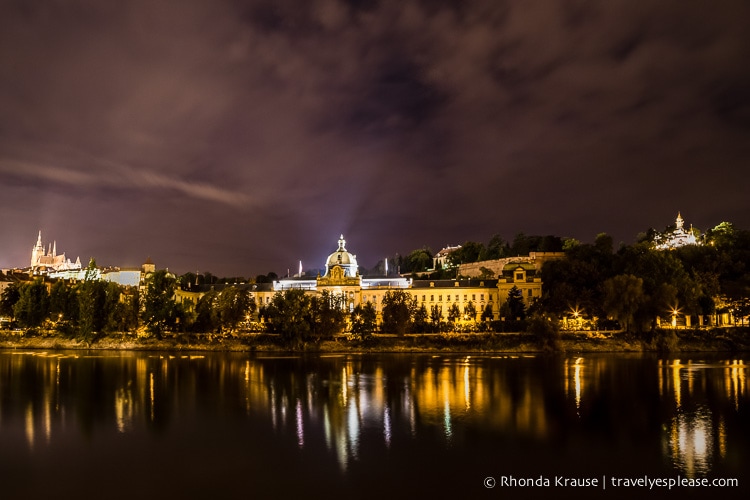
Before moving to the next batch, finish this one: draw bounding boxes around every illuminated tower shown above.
[31,231,44,268]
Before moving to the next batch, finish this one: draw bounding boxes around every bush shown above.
[527,314,561,351]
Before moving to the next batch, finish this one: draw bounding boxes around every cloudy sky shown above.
[1,0,749,276]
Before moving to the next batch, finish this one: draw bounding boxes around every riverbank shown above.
[1,328,749,353]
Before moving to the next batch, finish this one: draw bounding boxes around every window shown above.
[431,295,434,301]
[480,294,484,302]
[422,295,426,302]
[456,295,459,302]
[447,295,451,302]
[528,289,533,297]
[439,295,442,301]
[516,273,524,281]
[472,294,476,301]
[464,295,467,301]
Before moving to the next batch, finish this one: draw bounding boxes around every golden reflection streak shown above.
[672,360,682,409]
[464,363,471,411]
[574,357,583,410]
[25,403,34,449]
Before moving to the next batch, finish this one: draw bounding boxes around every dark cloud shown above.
[1,0,749,275]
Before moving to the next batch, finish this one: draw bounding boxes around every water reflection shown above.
[1,351,749,486]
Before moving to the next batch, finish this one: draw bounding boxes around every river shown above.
[0,351,748,498]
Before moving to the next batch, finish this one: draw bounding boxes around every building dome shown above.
[324,235,358,277]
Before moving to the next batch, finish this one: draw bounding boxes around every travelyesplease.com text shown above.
[483,474,739,490]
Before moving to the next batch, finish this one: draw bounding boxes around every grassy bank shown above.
[1,328,749,354]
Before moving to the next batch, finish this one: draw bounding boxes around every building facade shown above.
[212,235,546,325]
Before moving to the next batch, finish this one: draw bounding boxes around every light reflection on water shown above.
[1,351,749,496]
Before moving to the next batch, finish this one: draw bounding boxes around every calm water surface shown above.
[1,351,748,499]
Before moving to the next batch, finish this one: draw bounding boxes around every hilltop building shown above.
[655,212,701,250]
[433,244,462,269]
[30,231,81,274]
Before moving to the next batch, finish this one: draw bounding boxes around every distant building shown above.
[30,231,81,274]
[433,245,461,269]
[655,212,700,250]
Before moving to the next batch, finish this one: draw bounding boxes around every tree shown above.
[463,301,477,322]
[381,290,416,335]
[217,287,252,333]
[448,241,485,266]
[0,283,20,320]
[430,304,443,331]
[447,303,461,323]
[405,248,434,273]
[602,274,646,332]
[77,280,107,341]
[481,303,494,321]
[193,290,219,333]
[141,270,178,338]
[264,289,313,344]
[484,234,509,260]
[412,304,429,332]
[351,302,377,340]
[14,280,49,328]
[49,280,77,323]
[310,290,346,339]
[505,285,526,320]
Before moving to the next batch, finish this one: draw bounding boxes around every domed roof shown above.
[325,235,358,276]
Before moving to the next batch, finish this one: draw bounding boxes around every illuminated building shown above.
[30,231,81,274]
[433,244,461,269]
[655,212,700,250]
[239,234,548,323]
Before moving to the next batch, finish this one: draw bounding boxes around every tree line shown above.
[539,223,750,332]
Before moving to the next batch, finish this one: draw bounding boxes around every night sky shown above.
[1,0,749,276]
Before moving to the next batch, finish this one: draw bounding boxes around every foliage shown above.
[463,301,477,321]
[309,290,346,339]
[447,303,461,323]
[0,283,20,319]
[404,248,433,273]
[264,289,313,344]
[412,304,429,332]
[14,280,49,328]
[381,290,416,335]
[505,285,526,320]
[216,286,253,332]
[481,303,494,321]
[351,301,377,340]
[429,304,443,331]
[141,270,179,338]
[527,314,561,351]
[602,274,645,332]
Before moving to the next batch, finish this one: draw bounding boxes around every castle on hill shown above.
[30,231,81,274]
[655,212,701,250]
